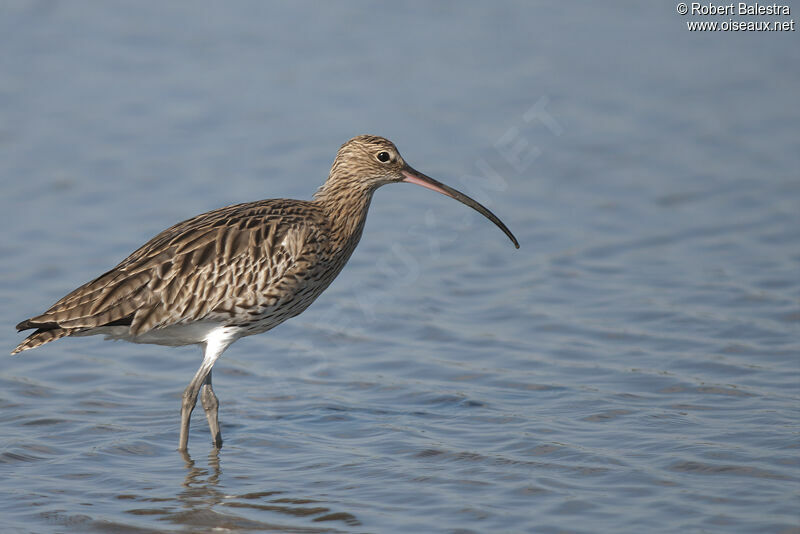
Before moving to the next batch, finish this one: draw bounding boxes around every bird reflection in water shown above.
[154,449,360,530]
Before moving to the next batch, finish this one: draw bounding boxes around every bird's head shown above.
[318,135,519,249]
[327,135,408,188]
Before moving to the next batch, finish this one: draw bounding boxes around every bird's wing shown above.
[17,200,332,336]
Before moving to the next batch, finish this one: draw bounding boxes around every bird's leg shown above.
[178,329,235,452]
[179,364,210,451]
[200,369,223,449]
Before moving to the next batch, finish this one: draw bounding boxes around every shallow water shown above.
[1,2,798,533]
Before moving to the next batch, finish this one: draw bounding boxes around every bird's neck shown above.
[313,179,376,252]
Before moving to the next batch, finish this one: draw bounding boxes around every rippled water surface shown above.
[1,3,798,533]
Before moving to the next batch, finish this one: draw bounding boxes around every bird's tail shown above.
[11,327,73,355]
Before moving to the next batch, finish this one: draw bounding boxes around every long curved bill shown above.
[401,167,520,249]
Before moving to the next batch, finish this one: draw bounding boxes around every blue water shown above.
[1,2,798,532]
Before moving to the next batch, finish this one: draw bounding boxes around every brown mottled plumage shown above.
[13,135,519,451]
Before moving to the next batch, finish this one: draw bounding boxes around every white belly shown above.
[77,321,240,347]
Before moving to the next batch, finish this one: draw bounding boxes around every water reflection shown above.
[179,448,223,505]
[144,449,361,532]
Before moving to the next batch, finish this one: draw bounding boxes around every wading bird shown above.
[13,135,519,451]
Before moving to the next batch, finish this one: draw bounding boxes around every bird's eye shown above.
[376,151,391,163]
